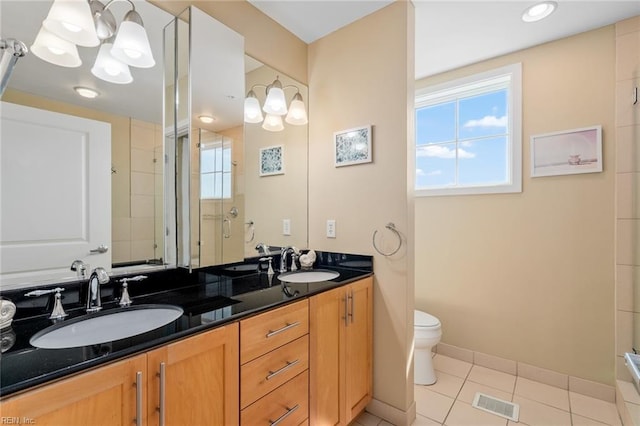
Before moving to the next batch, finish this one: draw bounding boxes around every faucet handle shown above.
[118,275,148,284]
[49,290,68,320]
[119,283,132,307]
[24,287,65,297]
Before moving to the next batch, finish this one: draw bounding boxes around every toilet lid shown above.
[414,310,440,327]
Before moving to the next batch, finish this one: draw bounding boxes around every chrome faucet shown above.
[255,243,271,256]
[86,267,109,313]
[70,260,87,280]
[279,246,296,272]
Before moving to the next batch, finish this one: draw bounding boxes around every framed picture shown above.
[259,145,284,176]
[530,125,602,177]
[334,125,372,167]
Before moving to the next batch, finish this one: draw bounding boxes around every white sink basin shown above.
[30,304,183,349]
[278,269,340,283]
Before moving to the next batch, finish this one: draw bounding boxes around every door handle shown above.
[157,362,166,426]
[89,244,109,254]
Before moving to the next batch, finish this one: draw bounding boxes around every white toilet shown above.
[414,310,442,385]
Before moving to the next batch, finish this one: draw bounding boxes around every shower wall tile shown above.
[616,125,640,173]
[617,264,634,312]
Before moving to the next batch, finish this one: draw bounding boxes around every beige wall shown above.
[308,1,415,416]
[614,16,640,381]
[415,26,617,385]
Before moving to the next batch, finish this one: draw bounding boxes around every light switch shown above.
[283,219,291,236]
[326,219,336,238]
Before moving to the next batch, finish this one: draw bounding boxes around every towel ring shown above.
[245,220,255,243]
[372,222,402,257]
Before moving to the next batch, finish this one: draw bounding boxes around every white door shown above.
[0,102,111,288]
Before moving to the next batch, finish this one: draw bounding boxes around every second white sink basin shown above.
[278,269,340,283]
[30,304,183,349]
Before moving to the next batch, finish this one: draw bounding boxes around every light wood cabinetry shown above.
[240,299,310,425]
[0,323,239,426]
[147,322,239,426]
[309,277,373,426]
[0,354,147,426]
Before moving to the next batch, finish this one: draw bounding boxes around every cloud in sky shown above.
[417,169,442,177]
[417,145,475,159]
[463,115,507,128]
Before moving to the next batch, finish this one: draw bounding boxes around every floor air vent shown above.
[472,392,520,422]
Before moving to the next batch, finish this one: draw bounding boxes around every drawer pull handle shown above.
[266,321,300,338]
[134,371,143,426]
[269,404,299,426]
[266,359,300,381]
[157,362,166,426]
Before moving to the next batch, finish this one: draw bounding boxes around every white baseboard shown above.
[366,398,416,426]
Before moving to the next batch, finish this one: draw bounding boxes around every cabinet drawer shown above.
[240,300,308,364]
[241,370,309,426]
[241,335,308,408]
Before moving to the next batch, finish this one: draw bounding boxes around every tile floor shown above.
[353,354,623,426]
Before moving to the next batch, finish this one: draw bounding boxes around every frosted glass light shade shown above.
[31,26,82,68]
[111,21,155,68]
[244,92,263,123]
[91,42,133,84]
[285,94,308,125]
[262,114,284,132]
[43,0,99,47]
[263,85,287,115]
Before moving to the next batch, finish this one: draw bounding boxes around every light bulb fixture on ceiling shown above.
[199,115,215,124]
[74,86,100,98]
[522,1,557,22]
[244,76,308,132]
[31,0,155,84]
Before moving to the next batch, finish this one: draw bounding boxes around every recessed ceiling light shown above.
[74,86,99,98]
[199,115,215,124]
[522,1,557,23]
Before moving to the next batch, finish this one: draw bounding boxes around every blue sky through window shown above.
[416,89,508,189]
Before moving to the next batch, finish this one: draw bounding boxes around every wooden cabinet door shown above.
[309,285,346,426]
[0,354,146,426]
[147,323,239,426]
[345,277,373,423]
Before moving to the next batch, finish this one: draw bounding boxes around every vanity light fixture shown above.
[522,1,557,22]
[31,0,155,83]
[244,76,308,132]
[199,115,215,124]
[74,86,100,98]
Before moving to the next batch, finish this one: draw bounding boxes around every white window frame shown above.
[200,142,232,200]
[414,63,522,197]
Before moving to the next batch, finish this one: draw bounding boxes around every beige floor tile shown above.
[415,386,455,423]
[433,354,473,379]
[457,381,513,405]
[412,414,442,425]
[467,365,516,394]
[355,411,382,426]
[379,421,395,426]
[514,377,570,411]
[569,392,622,426]
[618,380,640,405]
[419,371,465,398]
[444,400,508,426]
[513,395,572,426]
[571,413,610,425]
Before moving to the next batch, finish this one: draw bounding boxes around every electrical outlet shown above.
[326,219,336,238]
[283,219,291,236]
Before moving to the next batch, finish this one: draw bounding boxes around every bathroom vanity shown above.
[0,252,373,426]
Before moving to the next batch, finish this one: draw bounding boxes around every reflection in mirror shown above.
[244,59,309,256]
[166,6,245,270]
[0,0,174,289]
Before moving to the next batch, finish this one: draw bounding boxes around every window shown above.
[415,63,522,196]
[200,143,232,199]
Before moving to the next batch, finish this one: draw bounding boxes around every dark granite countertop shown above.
[0,252,373,398]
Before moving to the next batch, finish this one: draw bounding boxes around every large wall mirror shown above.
[243,59,309,257]
[0,0,174,288]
